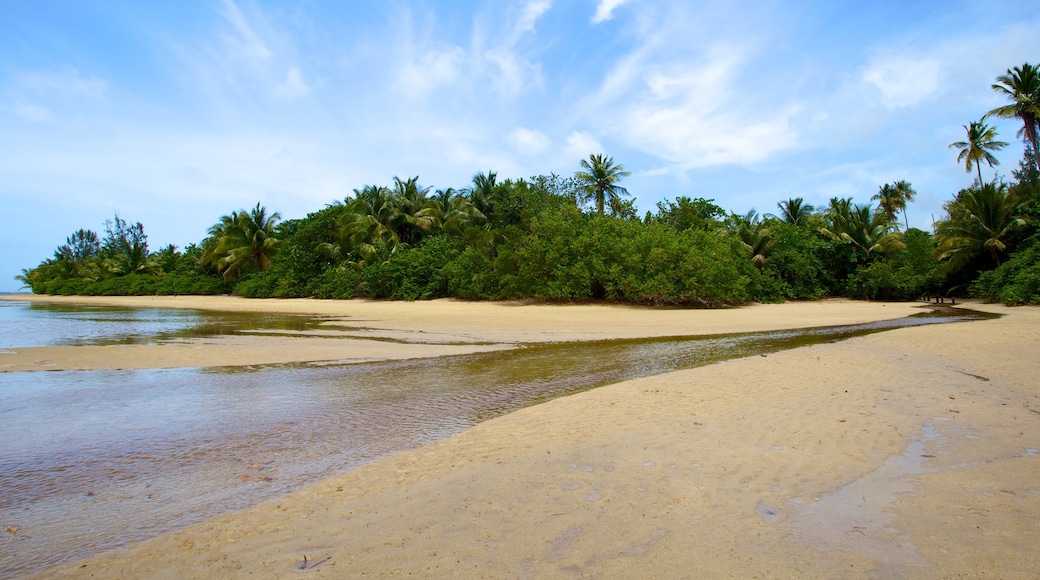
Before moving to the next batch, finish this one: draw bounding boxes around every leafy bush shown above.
[971,234,1040,305]
[358,236,462,300]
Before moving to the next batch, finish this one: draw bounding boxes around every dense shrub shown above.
[971,234,1040,305]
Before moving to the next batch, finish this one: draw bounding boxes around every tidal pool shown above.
[0,302,993,578]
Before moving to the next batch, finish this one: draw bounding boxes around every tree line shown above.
[18,64,1040,306]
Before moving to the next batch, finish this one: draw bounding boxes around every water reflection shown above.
[0,300,334,348]
[0,305,994,578]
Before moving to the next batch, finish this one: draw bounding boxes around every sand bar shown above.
[2,295,925,372]
[2,296,1037,578]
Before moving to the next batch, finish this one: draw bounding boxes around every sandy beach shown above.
[3,295,1038,578]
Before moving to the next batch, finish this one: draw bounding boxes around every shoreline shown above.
[5,297,1038,577]
[2,295,931,372]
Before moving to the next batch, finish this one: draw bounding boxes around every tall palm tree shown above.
[985,63,1040,162]
[774,197,814,226]
[820,197,905,262]
[949,120,1008,183]
[575,154,631,216]
[935,182,1025,270]
[892,180,917,231]
[872,181,917,230]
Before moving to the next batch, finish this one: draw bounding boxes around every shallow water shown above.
[0,302,993,578]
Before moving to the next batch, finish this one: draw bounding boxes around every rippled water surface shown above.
[0,301,992,578]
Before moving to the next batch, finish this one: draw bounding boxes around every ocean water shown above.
[0,300,991,578]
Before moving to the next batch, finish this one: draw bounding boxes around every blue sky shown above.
[2,0,1039,292]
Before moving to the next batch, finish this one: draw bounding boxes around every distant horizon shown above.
[3,1,1039,292]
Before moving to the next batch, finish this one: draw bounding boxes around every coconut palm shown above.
[774,197,815,226]
[872,181,917,230]
[204,203,281,280]
[321,185,400,265]
[949,121,1008,183]
[820,197,905,262]
[430,188,485,235]
[935,182,1025,270]
[985,63,1040,162]
[575,154,631,216]
[389,176,438,245]
[466,171,498,220]
[728,210,774,268]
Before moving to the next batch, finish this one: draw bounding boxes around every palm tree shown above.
[467,171,498,219]
[773,197,814,226]
[321,185,400,265]
[949,120,1008,183]
[204,203,281,280]
[892,180,917,231]
[430,188,485,235]
[820,197,905,262]
[985,63,1040,162]
[729,210,774,268]
[872,181,917,230]
[389,176,438,245]
[101,215,151,276]
[575,154,631,216]
[935,182,1025,270]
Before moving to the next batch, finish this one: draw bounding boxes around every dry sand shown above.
[3,296,1038,578]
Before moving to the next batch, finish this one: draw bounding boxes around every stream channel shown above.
[0,302,994,577]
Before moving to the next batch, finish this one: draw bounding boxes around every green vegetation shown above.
[18,63,1040,307]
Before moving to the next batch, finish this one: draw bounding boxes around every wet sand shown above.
[1,295,925,371]
[2,296,1038,578]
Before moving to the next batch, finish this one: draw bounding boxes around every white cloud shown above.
[861,56,942,109]
[273,67,311,99]
[600,48,801,168]
[592,0,630,24]
[396,46,466,95]
[508,127,551,155]
[564,131,604,158]
[516,0,552,37]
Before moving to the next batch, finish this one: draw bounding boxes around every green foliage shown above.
[357,236,462,300]
[443,246,499,299]
[203,203,281,280]
[970,233,1040,305]
[759,223,828,300]
[574,154,631,216]
[820,197,905,263]
[846,229,944,300]
[935,182,1025,273]
[505,210,754,306]
[652,197,725,232]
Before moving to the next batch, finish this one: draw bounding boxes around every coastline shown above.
[2,295,928,372]
[5,297,1038,577]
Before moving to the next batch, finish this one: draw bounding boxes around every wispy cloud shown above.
[592,0,631,24]
[508,127,551,155]
[516,0,552,38]
[218,0,273,64]
[4,67,107,124]
[565,131,604,158]
[861,55,943,109]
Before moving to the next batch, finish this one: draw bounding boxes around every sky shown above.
[2,0,1039,292]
